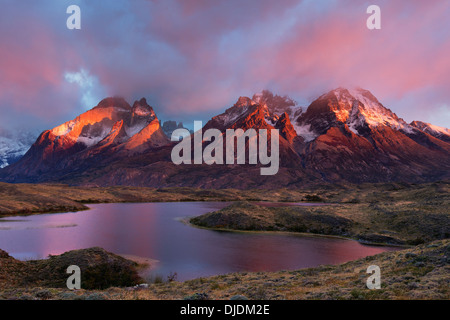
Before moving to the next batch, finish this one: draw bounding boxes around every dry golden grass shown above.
[1,240,448,300]
[0,180,448,300]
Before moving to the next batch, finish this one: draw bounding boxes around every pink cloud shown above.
[0,0,449,130]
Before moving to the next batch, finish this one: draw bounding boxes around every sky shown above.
[0,0,449,133]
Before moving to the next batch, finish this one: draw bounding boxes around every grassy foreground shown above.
[0,240,448,300]
[0,180,448,300]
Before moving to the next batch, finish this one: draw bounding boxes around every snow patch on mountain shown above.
[125,122,148,138]
[332,88,416,135]
[51,121,76,136]
[77,133,110,147]
[292,123,318,142]
[213,98,256,127]
[216,108,249,127]
[289,106,304,121]
[52,117,119,147]
[264,116,277,127]
[133,105,153,117]
[410,121,450,137]
[0,130,37,168]
[330,88,354,122]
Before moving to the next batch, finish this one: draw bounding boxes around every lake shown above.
[0,202,400,281]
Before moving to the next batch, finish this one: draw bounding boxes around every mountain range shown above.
[0,128,38,169]
[0,88,449,188]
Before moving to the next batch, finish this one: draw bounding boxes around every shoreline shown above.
[0,200,417,248]
[182,216,410,248]
[0,239,447,300]
[0,199,334,218]
[117,254,160,280]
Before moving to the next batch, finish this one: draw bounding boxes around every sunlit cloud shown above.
[64,69,105,110]
[0,0,449,131]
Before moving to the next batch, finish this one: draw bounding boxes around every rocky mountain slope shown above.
[294,88,450,182]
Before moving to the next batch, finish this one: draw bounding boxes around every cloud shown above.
[0,0,449,131]
[64,69,106,110]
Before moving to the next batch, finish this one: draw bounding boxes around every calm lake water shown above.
[0,202,400,281]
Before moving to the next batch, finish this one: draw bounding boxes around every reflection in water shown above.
[0,202,400,281]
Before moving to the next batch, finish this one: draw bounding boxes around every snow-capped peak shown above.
[48,97,161,148]
[410,121,450,140]
[331,87,415,134]
[294,87,418,142]
[211,97,257,127]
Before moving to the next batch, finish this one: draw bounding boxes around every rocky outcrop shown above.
[0,247,143,290]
